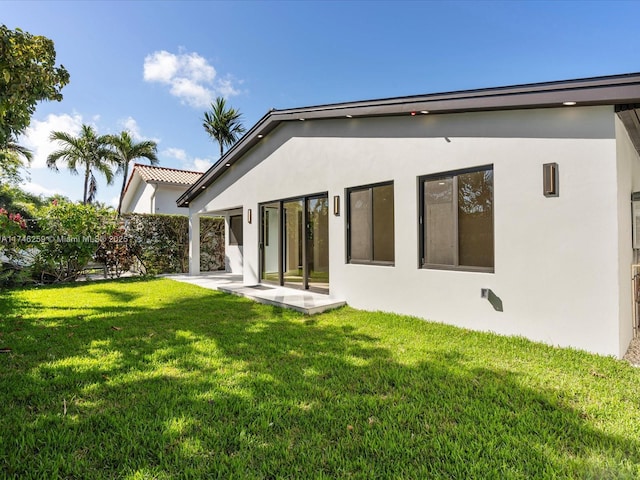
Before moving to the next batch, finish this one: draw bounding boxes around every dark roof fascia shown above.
[616,104,640,155]
[177,72,640,207]
[177,110,275,207]
[147,180,195,188]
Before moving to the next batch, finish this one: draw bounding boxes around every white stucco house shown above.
[121,164,202,215]
[178,73,640,358]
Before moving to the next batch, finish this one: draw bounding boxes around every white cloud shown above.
[143,49,239,108]
[119,116,143,140]
[143,50,180,83]
[109,195,120,208]
[161,147,212,172]
[169,78,213,108]
[216,77,241,97]
[22,182,64,197]
[163,147,188,161]
[116,116,161,145]
[191,158,213,172]
[20,113,84,169]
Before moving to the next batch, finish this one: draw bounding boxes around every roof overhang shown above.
[616,104,640,154]
[178,72,640,208]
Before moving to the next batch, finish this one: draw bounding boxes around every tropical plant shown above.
[202,96,246,159]
[46,124,115,204]
[0,24,70,143]
[0,136,32,184]
[32,200,115,282]
[106,131,158,215]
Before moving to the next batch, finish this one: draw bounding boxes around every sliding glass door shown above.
[261,202,280,284]
[260,194,329,293]
[283,199,304,287]
[306,196,329,292]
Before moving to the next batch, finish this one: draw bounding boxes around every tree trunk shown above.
[117,162,129,216]
[83,164,90,205]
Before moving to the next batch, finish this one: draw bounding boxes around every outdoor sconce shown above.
[247,208,252,224]
[543,163,559,197]
[333,195,340,216]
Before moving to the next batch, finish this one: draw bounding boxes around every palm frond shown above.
[48,124,117,202]
[2,139,33,163]
[203,97,246,158]
[106,130,159,214]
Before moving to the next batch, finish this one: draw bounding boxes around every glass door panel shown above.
[261,203,280,284]
[283,199,304,286]
[260,194,329,293]
[307,196,329,292]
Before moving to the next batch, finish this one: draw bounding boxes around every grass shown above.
[1,277,640,479]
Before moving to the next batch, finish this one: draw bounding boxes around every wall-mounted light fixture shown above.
[333,195,340,216]
[247,208,252,224]
[543,162,559,197]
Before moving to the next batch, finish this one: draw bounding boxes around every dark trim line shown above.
[178,72,640,208]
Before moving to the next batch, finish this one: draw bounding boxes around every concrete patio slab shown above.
[165,273,346,315]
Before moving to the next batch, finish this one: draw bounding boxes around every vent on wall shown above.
[543,163,559,197]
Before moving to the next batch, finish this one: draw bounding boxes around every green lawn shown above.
[1,278,639,479]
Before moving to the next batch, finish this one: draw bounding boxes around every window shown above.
[229,214,243,246]
[420,166,493,271]
[347,182,394,264]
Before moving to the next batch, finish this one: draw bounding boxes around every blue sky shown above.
[4,0,640,206]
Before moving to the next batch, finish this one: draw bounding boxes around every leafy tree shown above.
[47,124,115,204]
[203,97,246,159]
[0,136,32,184]
[0,24,69,148]
[106,131,158,215]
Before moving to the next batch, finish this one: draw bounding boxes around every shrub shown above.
[121,214,224,274]
[94,223,142,278]
[31,201,114,282]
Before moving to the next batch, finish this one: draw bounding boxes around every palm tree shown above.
[1,137,33,163]
[203,97,246,159]
[106,131,158,215]
[47,124,115,204]
[0,137,33,185]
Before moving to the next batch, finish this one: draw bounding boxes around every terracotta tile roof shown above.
[135,164,203,185]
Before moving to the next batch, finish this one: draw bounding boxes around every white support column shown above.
[189,212,200,275]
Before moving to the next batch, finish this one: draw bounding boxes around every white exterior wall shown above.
[190,106,630,357]
[129,183,155,214]
[123,181,190,215]
[225,209,244,274]
[154,185,189,215]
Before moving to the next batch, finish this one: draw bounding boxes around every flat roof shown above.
[178,72,640,207]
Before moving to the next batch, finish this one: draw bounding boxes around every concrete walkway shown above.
[165,272,346,315]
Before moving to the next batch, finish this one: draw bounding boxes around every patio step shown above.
[218,284,346,315]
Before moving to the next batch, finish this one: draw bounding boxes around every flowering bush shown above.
[0,207,27,236]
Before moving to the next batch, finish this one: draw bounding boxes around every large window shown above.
[347,182,394,264]
[229,214,243,246]
[420,166,493,271]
